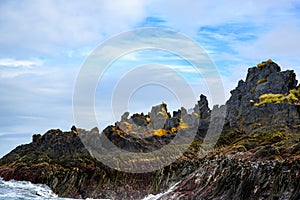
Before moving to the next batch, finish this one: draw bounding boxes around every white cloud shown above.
[229,20,300,78]
[0,58,46,78]
[0,58,43,68]
[0,0,149,54]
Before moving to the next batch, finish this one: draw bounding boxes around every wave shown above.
[0,177,59,199]
[142,181,180,200]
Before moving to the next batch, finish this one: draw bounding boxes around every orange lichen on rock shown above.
[153,129,167,137]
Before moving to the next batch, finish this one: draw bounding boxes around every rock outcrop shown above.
[1,60,300,199]
[160,157,300,200]
[226,60,300,133]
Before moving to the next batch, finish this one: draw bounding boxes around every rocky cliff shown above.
[226,60,300,133]
[1,60,300,199]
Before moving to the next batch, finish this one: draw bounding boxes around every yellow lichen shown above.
[178,122,189,129]
[286,88,300,104]
[257,59,273,69]
[259,93,285,104]
[192,112,200,118]
[120,122,132,130]
[257,62,266,69]
[255,87,300,106]
[171,127,178,133]
[157,111,169,118]
[250,86,256,94]
[153,129,167,137]
[257,77,267,85]
[145,117,151,123]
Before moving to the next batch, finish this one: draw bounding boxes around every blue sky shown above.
[1,0,300,157]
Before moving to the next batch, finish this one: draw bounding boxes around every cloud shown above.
[0,133,31,157]
[148,0,299,33]
[0,58,46,78]
[0,58,43,68]
[0,0,149,55]
[1,0,300,157]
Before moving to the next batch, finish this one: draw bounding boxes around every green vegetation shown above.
[254,94,286,106]
[217,128,300,160]
[287,88,300,104]
[254,87,300,106]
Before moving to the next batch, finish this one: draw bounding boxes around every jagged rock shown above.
[164,117,180,130]
[32,133,41,143]
[193,94,211,119]
[173,109,181,118]
[149,103,170,129]
[131,113,148,126]
[183,114,199,128]
[226,61,299,132]
[181,107,188,117]
[160,157,300,200]
[120,112,129,122]
[71,125,77,133]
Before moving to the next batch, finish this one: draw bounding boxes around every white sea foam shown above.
[0,177,60,199]
[142,181,180,200]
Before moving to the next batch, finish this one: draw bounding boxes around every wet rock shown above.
[160,157,300,200]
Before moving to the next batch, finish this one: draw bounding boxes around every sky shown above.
[1,0,300,157]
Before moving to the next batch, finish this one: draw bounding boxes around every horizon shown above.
[1,0,300,157]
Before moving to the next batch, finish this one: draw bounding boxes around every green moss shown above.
[254,87,300,106]
[287,89,300,104]
[218,129,293,153]
[254,93,286,106]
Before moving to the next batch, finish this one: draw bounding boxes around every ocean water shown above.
[0,177,67,200]
[0,176,176,200]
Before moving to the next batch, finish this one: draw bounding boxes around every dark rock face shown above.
[0,128,203,199]
[164,117,180,130]
[160,157,300,200]
[107,97,214,153]
[226,61,300,132]
[194,94,211,119]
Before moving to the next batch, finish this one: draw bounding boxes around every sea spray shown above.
[143,181,180,200]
